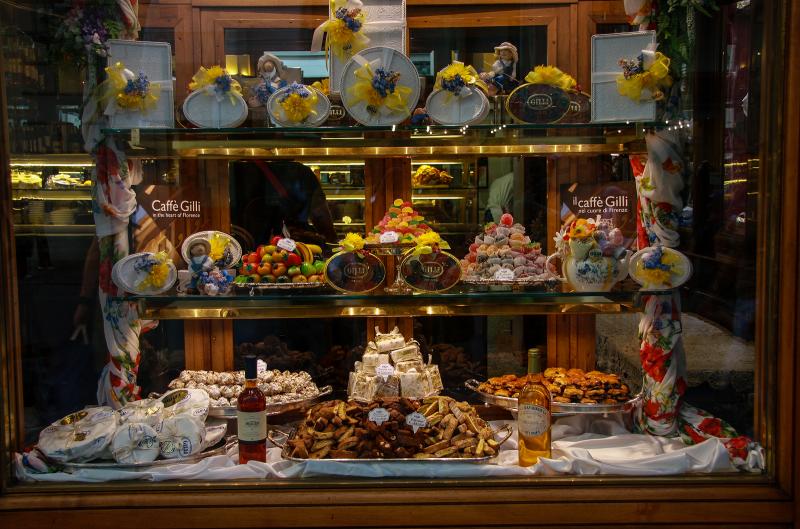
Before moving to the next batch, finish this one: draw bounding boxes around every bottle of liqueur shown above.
[518,348,552,466]
[237,355,267,464]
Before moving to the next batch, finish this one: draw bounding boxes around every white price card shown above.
[379,231,399,244]
[493,268,515,281]
[368,407,390,426]
[277,238,297,252]
[405,412,428,433]
[375,363,395,382]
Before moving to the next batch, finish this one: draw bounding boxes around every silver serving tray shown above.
[465,379,641,415]
[234,281,326,294]
[208,385,333,419]
[47,436,237,471]
[269,424,512,464]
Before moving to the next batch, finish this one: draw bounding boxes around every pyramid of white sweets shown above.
[348,326,444,402]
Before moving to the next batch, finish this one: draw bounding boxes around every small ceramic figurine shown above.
[480,42,520,96]
[248,52,289,108]
[187,239,214,293]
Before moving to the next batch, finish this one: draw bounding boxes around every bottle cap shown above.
[244,355,258,380]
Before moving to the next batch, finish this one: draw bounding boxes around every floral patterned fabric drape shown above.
[631,131,763,471]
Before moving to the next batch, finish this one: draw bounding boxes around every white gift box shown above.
[106,40,175,128]
[318,0,407,94]
[591,31,656,123]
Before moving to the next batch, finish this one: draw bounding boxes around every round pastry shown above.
[159,388,210,422]
[158,415,206,459]
[118,399,164,430]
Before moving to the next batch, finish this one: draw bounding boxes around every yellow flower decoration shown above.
[524,65,577,91]
[568,219,596,240]
[321,0,369,61]
[136,252,171,291]
[312,78,330,95]
[189,65,242,105]
[278,84,319,123]
[208,234,230,262]
[101,62,160,113]
[434,61,488,103]
[616,51,672,102]
[339,232,366,252]
[412,231,450,255]
[347,62,412,117]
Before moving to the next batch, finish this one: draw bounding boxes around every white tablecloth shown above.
[15,415,743,482]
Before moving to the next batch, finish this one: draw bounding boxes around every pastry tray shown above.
[44,435,237,471]
[208,385,333,418]
[465,379,641,415]
[461,275,563,288]
[269,424,512,464]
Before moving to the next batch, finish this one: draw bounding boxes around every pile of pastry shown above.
[167,368,319,407]
[348,327,443,401]
[412,164,453,187]
[477,367,631,404]
[287,396,507,460]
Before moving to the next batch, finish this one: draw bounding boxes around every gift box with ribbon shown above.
[312,0,407,95]
[105,40,175,129]
[591,31,659,123]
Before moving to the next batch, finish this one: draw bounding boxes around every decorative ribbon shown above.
[347,56,411,118]
[134,251,171,291]
[616,47,672,102]
[278,83,319,123]
[524,65,577,91]
[189,66,242,105]
[635,246,684,287]
[100,62,160,114]
[434,61,487,103]
[321,0,369,62]
[312,78,331,95]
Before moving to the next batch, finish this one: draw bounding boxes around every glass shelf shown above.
[12,188,92,201]
[119,287,672,320]
[14,224,95,237]
[100,122,657,159]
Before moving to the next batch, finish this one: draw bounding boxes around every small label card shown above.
[405,412,428,433]
[368,407,390,426]
[277,238,297,252]
[379,231,399,244]
[494,268,515,281]
[375,363,395,382]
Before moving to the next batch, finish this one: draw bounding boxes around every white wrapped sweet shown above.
[374,326,405,352]
[37,407,119,463]
[426,365,444,392]
[389,342,421,364]
[158,415,206,459]
[351,372,377,402]
[111,423,160,464]
[159,388,210,422]
[361,352,380,373]
[119,399,164,430]
[399,371,432,398]
[394,359,425,373]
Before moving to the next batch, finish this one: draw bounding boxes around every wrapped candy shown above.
[37,407,119,463]
[111,423,160,464]
[118,398,164,430]
[159,388,210,422]
[158,415,206,459]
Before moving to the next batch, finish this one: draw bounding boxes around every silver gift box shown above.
[591,31,656,123]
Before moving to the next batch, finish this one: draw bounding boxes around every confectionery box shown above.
[591,31,656,123]
[328,0,407,94]
[106,40,175,128]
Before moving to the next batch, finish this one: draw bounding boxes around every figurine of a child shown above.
[187,239,214,293]
[248,52,289,108]
[480,42,520,96]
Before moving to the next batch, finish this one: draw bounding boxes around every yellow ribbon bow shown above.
[433,61,488,104]
[101,62,160,113]
[347,62,412,117]
[321,0,369,62]
[208,233,231,262]
[189,66,242,105]
[524,65,577,91]
[279,85,319,123]
[136,252,171,291]
[311,78,330,95]
[616,51,672,102]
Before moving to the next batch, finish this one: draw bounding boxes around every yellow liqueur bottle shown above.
[518,348,551,466]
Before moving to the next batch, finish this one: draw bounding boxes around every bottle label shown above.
[518,404,549,437]
[237,411,267,442]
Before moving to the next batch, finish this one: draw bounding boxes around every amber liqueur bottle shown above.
[518,348,552,466]
[237,355,267,464]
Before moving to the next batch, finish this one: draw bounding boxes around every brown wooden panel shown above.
[139,3,195,96]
